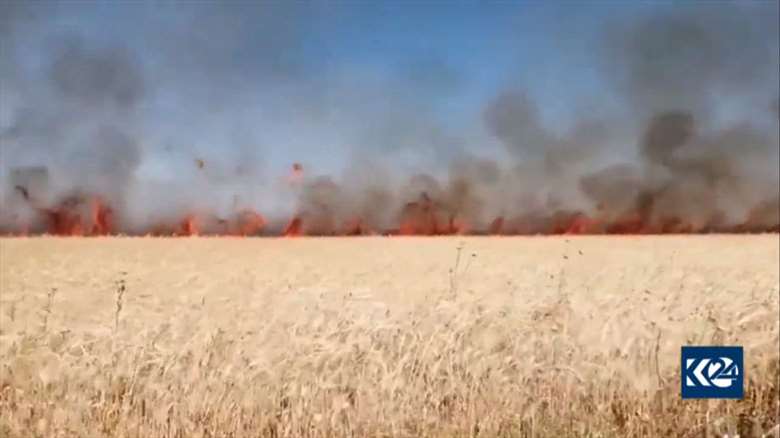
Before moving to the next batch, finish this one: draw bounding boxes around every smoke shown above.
[50,40,144,109]
[563,2,779,234]
[606,3,779,118]
[1,2,778,235]
[484,90,553,162]
[2,33,145,230]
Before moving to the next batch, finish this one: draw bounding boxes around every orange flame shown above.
[4,164,778,237]
[90,197,114,235]
[283,216,303,237]
[232,210,266,236]
[179,215,199,236]
[40,195,114,236]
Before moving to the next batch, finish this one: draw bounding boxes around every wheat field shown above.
[0,236,778,437]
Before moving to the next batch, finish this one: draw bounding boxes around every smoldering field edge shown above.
[0,236,778,436]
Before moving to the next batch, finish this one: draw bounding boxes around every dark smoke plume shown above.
[573,2,779,233]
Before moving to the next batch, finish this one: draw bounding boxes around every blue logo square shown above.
[681,346,743,399]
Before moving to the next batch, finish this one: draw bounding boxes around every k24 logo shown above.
[681,346,743,399]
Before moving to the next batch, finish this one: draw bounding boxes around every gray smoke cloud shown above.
[2,34,144,228]
[606,2,779,118]
[573,2,779,232]
[0,1,777,235]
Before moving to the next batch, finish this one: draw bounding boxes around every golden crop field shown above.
[0,236,778,437]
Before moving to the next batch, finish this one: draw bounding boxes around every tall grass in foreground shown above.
[1,268,778,437]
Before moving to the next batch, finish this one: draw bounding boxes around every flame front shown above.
[2,163,778,237]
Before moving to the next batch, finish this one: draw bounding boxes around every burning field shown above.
[1,235,778,437]
[2,3,778,238]
[3,150,780,238]
[1,1,779,437]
